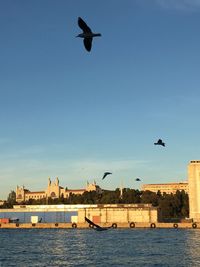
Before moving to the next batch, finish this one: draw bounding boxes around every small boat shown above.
[9,217,19,223]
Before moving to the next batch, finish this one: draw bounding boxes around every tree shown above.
[4,186,188,220]
[141,190,159,206]
[7,190,17,207]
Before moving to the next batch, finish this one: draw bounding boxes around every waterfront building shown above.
[16,178,101,203]
[142,182,188,194]
[188,160,200,222]
[0,203,158,224]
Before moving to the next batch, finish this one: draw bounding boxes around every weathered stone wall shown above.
[1,204,158,223]
[78,205,157,223]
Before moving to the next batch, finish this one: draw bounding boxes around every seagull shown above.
[85,217,111,231]
[102,172,112,180]
[77,17,101,52]
[135,178,141,181]
[154,139,165,147]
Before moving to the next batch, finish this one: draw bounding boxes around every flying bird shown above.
[77,17,101,52]
[154,139,165,147]
[102,172,112,180]
[85,217,111,231]
[135,178,141,182]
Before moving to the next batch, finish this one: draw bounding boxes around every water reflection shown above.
[1,229,200,266]
[183,230,200,266]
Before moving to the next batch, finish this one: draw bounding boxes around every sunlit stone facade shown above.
[142,182,188,194]
[188,160,200,222]
[16,178,101,203]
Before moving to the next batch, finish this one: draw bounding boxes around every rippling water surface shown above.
[1,228,200,266]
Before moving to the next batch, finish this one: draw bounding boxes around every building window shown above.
[51,192,56,198]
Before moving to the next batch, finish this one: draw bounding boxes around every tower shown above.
[188,160,200,221]
[120,180,123,199]
[16,185,25,202]
[46,177,60,199]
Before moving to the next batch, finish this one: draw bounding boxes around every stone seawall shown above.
[0,222,198,229]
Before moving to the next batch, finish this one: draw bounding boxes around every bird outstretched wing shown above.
[102,172,112,180]
[85,217,110,231]
[85,217,102,229]
[154,139,165,146]
[78,17,92,33]
[84,38,92,52]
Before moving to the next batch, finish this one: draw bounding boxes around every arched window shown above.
[51,192,56,198]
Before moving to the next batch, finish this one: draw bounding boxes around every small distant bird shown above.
[77,17,101,52]
[154,139,165,147]
[135,178,141,182]
[102,172,112,180]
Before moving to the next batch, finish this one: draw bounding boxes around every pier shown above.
[0,204,196,229]
[0,222,198,229]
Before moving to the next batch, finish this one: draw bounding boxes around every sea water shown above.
[0,228,200,266]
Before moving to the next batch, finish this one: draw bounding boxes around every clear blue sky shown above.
[1,0,200,199]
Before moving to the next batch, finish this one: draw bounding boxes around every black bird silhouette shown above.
[102,172,112,180]
[154,139,165,147]
[76,17,101,52]
[135,178,141,181]
[85,217,111,231]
